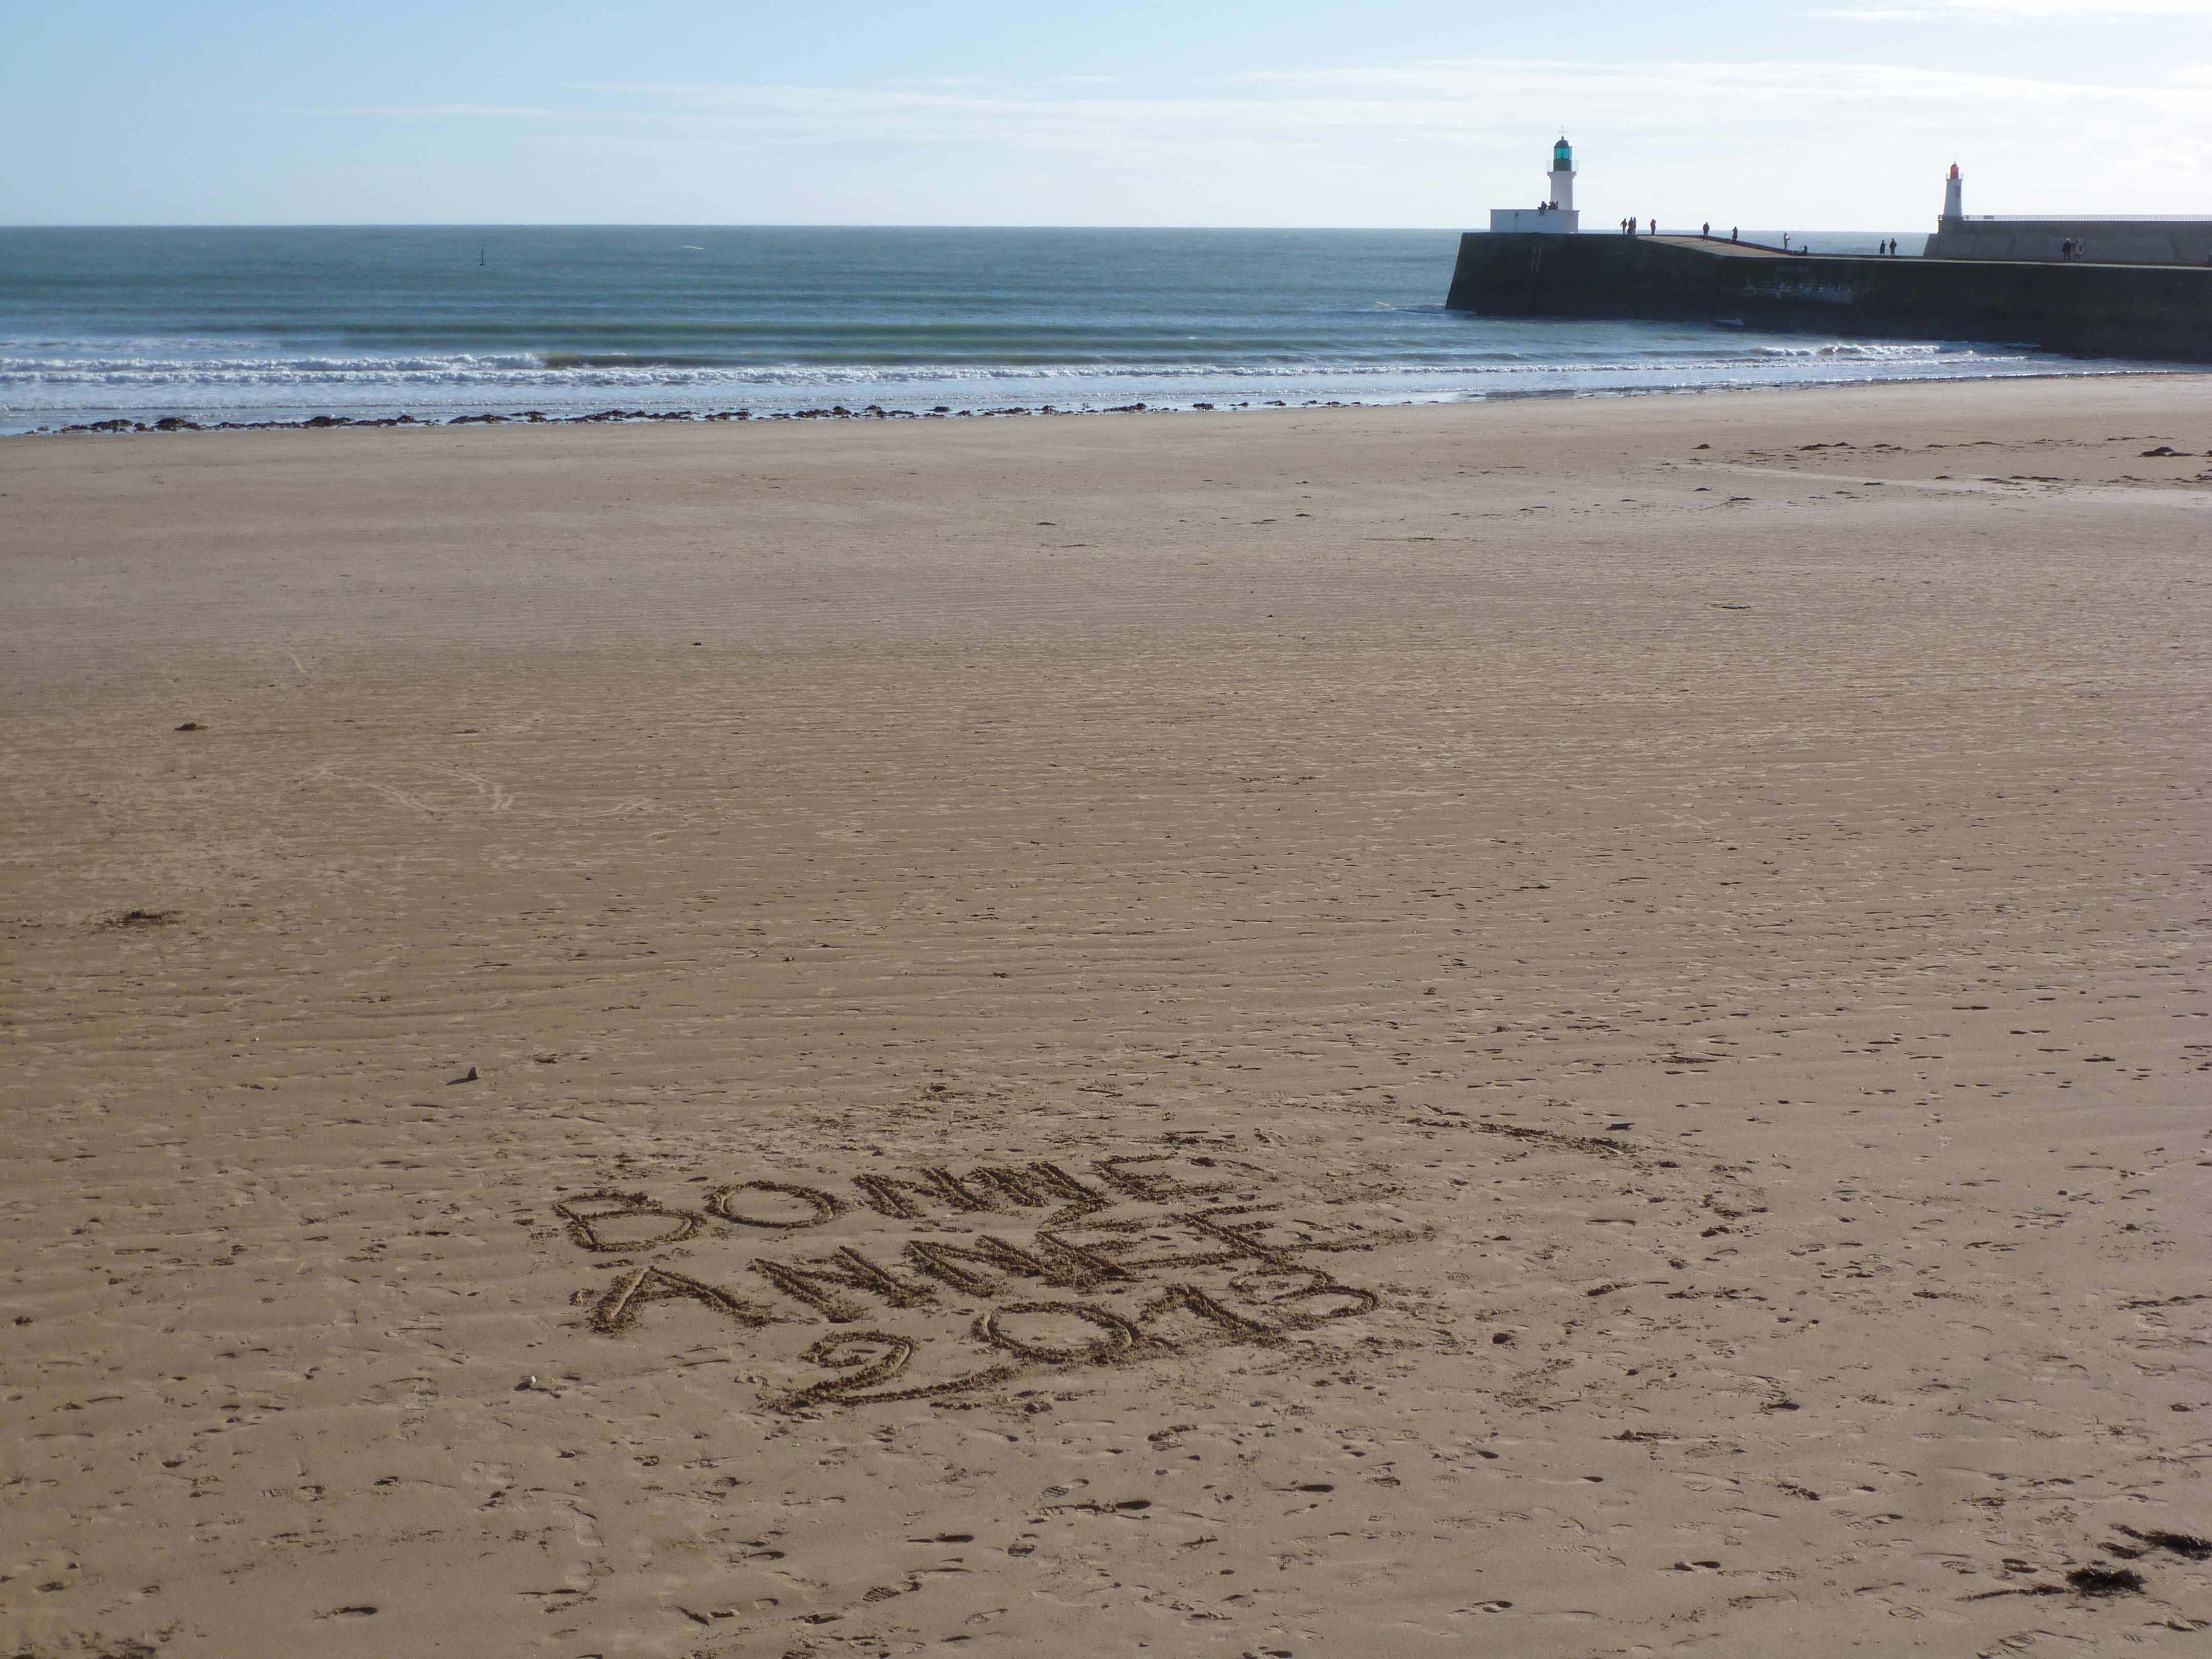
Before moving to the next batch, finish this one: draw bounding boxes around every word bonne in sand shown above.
[554,1156,1385,1408]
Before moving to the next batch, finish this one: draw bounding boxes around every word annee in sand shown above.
[553,1156,1392,1409]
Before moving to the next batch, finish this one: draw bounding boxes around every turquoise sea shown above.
[0,226,2176,434]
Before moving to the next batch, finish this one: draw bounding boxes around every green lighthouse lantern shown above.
[1546,135,1576,214]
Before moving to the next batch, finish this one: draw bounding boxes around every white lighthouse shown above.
[1942,162,1963,222]
[1488,135,1582,233]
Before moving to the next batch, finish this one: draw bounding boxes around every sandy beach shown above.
[5,377,2211,1656]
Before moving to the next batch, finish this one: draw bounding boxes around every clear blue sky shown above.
[5,0,2207,227]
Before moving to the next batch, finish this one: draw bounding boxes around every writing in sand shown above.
[552,1155,1408,1410]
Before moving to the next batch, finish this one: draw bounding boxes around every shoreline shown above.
[11,223,2198,441]
[13,360,2207,438]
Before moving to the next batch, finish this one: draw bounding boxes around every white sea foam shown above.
[2,346,2159,432]
[1,344,2046,391]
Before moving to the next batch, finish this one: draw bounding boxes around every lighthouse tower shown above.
[1487,135,1582,233]
[1549,136,1577,212]
[1942,163,1963,222]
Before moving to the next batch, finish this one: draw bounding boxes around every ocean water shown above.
[0,226,2177,434]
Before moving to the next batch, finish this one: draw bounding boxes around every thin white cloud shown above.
[318,58,2210,222]
[1224,56,2211,122]
[346,60,2212,152]
[639,60,2206,127]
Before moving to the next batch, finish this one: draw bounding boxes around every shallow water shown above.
[0,226,2175,433]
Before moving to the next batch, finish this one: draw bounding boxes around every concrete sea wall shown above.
[1444,232,2212,363]
[1926,219,2212,267]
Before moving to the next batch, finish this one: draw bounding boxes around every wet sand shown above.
[5,378,2212,1656]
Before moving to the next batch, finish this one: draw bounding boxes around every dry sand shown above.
[4,377,2211,1657]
